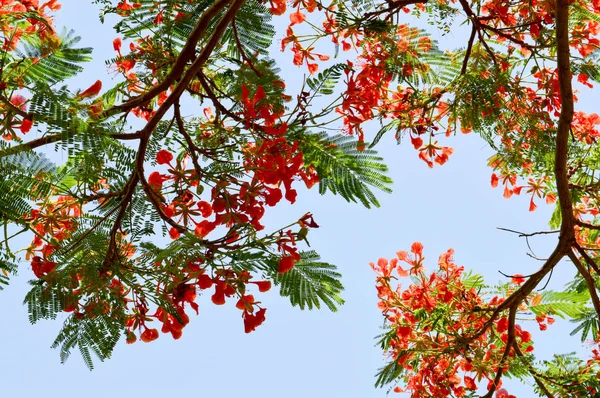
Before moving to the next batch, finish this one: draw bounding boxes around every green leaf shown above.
[300,132,393,208]
[306,63,348,95]
[529,290,590,319]
[13,29,92,85]
[549,201,562,229]
[270,251,344,311]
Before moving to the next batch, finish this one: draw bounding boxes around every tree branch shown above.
[461,24,477,75]
[100,0,247,272]
[568,251,600,321]
[481,307,517,398]
[0,131,141,158]
[103,0,234,118]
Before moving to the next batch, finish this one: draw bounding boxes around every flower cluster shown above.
[372,243,540,397]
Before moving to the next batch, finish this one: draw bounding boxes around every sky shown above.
[0,1,593,397]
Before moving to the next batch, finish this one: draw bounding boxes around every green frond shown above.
[306,63,348,95]
[270,251,344,312]
[0,256,18,291]
[375,358,404,389]
[0,151,57,220]
[13,29,92,85]
[51,313,123,370]
[24,281,68,324]
[535,352,600,396]
[27,83,74,134]
[369,119,399,149]
[570,309,600,342]
[461,270,486,289]
[223,0,274,58]
[300,132,393,208]
[529,290,591,319]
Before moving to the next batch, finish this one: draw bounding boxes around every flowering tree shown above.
[1,0,600,396]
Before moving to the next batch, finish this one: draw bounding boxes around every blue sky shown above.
[0,1,591,397]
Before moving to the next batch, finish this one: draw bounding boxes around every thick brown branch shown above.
[103,0,233,117]
[467,0,577,354]
[555,0,575,236]
[575,219,600,230]
[101,0,246,271]
[469,244,566,342]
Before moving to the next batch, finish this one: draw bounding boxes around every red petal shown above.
[289,10,305,25]
[19,119,33,134]
[278,256,295,273]
[78,80,102,98]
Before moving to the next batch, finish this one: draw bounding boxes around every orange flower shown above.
[140,328,159,343]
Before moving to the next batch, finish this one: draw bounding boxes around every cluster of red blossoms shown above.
[1,0,64,139]
[24,196,81,274]
[372,243,537,397]
[127,264,273,343]
[2,94,32,140]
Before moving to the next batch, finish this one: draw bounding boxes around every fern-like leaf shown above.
[270,250,344,311]
[300,132,393,208]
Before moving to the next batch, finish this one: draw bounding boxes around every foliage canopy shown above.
[2,0,600,396]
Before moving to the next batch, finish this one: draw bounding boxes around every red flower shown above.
[117,1,132,10]
[156,149,173,165]
[235,295,255,311]
[396,325,412,339]
[211,287,226,305]
[31,256,56,278]
[148,171,169,189]
[243,308,266,333]
[10,94,27,111]
[19,119,33,134]
[197,274,213,289]
[511,273,525,285]
[140,328,159,343]
[290,9,305,25]
[464,376,477,390]
[250,280,271,292]
[496,317,509,333]
[197,201,212,217]
[113,37,122,54]
[495,388,516,398]
[264,187,282,206]
[77,80,102,98]
[268,0,286,15]
[195,220,216,238]
[491,173,499,187]
[411,242,423,256]
[168,227,180,240]
[126,332,137,344]
[278,255,295,273]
